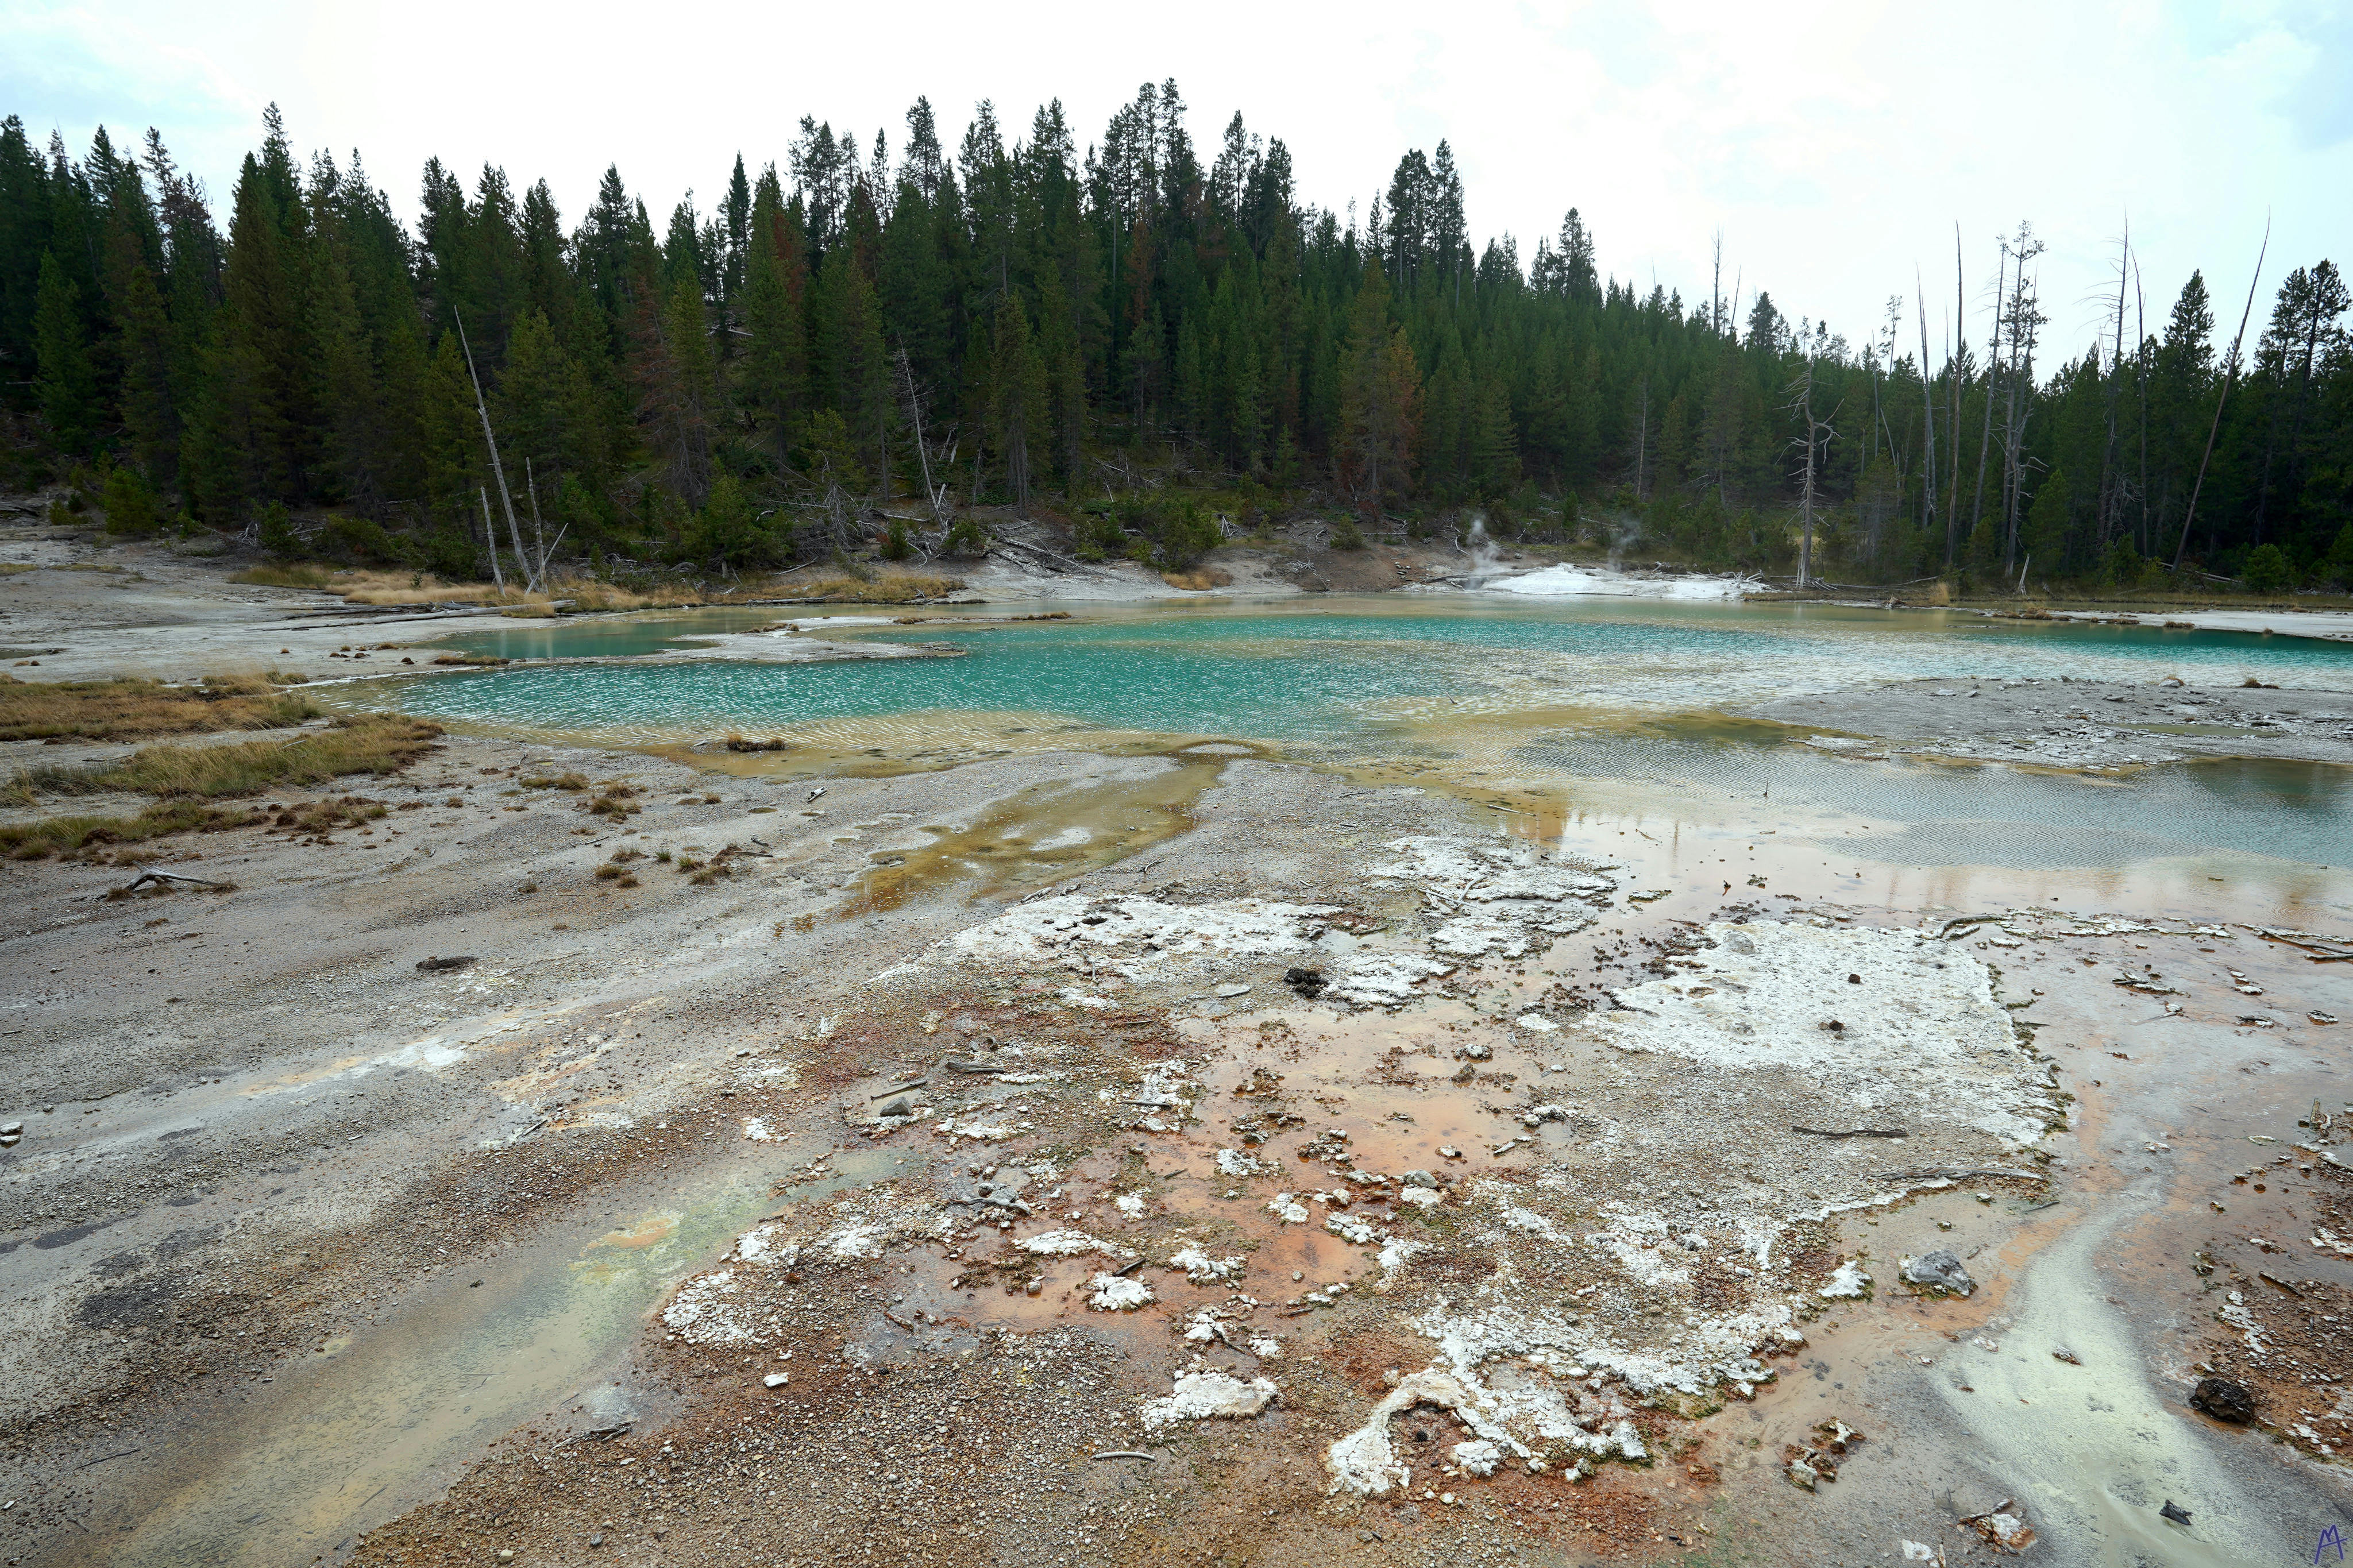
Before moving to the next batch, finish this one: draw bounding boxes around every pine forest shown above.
[3,87,2348,594]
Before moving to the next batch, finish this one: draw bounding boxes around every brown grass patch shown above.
[1160,567,1234,591]
[0,800,257,860]
[552,578,710,611]
[778,571,963,604]
[0,674,322,742]
[7,715,441,807]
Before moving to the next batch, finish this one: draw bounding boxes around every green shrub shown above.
[257,501,300,559]
[881,516,913,561]
[101,466,160,534]
[940,516,989,558]
[421,528,479,581]
[2243,543,2291,595]
[321,513,403,563]
[1071,511,1124,562]
[2323,524,2353,590]
[1329,516,1367,550]
[1123,497,1222,570]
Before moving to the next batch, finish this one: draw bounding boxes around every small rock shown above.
[1957,1499,2035,1553]
[1215,984,1252,998]
[1454,1042,1491,1061]
[2188,1375,2254,1423]
[2159,1500,2192,1525]
[1901,1250,1974,1295]
[588,1533,604,1548]
[763,1372,789,1388]
[1140,1369,1279,1428]
[1087,1272,1154,1311]
[1401,1169,1438,1189]
[1283,967,1326,997]
[2050,1346,2080,1365]
[1452,1439,1502,1477]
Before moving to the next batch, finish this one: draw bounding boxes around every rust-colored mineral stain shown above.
[837,756,1228,917]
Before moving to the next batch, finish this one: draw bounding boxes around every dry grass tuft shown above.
[0,674,321,741]
[1,716,442,859]
[552,578,711,611]
[230,563,338,589]
[1160,567,1233,591]
[4,716,443,815]
[0,800,250,860]
[779,571,963,604]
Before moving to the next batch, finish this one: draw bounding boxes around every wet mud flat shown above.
[1742,675,2353,770]
[347,842,2353,1567]
[0,728,2334,1561]
[1,710,2350,1565]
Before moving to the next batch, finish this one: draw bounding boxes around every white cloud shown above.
[3,0,2344,360]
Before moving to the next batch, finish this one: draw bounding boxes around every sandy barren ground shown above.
[0,538,2349,1568]
[1744,677,2353,770]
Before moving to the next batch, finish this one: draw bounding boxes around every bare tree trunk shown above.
[1949,225,1965,525]
[525,457,562,585]
[2135,257,2151,555]
[479,487,506,592]
[1633,378,1649,500]
[1969,247,2005,553]
[1915,283,1943,563]
[454,312,534,592]
[2173,222,2270,571]
[2097,227,2129,551]
[897,347,947,525]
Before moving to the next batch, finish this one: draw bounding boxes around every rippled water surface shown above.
[394,596,2353,870]
[410,596,2351,736]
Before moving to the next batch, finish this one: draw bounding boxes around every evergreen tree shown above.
[1336,263,1419,508]
[989,290,1046,512]
[117,258,177,481]
[33,252,99,453]
[212,149,313,500]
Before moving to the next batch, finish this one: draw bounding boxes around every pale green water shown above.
[397,596,2353,868]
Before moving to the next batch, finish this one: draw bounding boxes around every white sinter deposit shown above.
[1319,920,2058,1488]
[1486,564,1760,600]
[1587,921,2059,1146]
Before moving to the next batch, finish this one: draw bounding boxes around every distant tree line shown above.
[2,88,2347,589]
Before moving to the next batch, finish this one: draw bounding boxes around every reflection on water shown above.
[423,607,783,661]
[1507,732,2353,867]
[396,597,2353,741]
[384,597,2353,874]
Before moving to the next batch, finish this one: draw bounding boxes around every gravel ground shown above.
[5,532,2351,1568]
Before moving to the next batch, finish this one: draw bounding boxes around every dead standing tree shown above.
[895,346,950,528]
[455,312,537,593]
[1994,223,2048,573]
[1785,327,1841,589]
[2173,219,2270,572]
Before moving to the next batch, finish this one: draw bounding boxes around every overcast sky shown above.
[8,1,2348,362]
